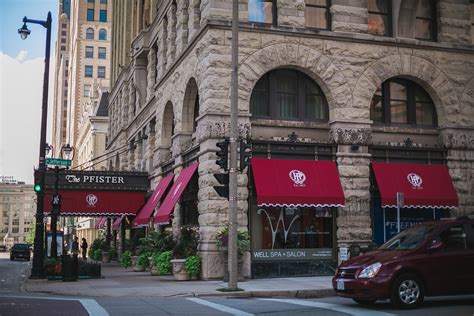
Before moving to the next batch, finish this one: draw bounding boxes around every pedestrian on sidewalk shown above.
[71,236,79,257]
[81,238,88,260]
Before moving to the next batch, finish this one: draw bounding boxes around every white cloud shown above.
[0,52,55,184]
[16,50,28,62]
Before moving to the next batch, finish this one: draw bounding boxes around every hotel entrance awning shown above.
[43,190,145,216]
[250,158,345,207]
[371,162,458,208]
[153,163,199,225]
[131,174,174,228]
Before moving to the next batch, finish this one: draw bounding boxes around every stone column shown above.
[278,0,305,27]
[438,0,471,44]
[122,84,129,129]
[440,128,474,217]
[188,0,201,39]
[128,81,136,124]
[161,18,168,74]
[177,0,189,53]
[146,120,156,173]
[168,5,177,65]
[147,47,157,102]
[330,122,373,252]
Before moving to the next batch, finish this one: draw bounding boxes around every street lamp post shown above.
[19,12,52,279]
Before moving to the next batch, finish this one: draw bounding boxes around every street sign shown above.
[46,158,71,167]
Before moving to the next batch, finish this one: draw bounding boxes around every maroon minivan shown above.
[333,217,474,308]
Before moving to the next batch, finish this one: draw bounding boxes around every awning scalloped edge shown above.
[44,212,136,217]
[258,203,345,208]
[382,204,457,209]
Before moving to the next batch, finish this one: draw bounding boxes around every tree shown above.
[25,222,35,244]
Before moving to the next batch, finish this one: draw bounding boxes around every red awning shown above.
[372,162,458,209]
[112,216,124,230]
[95,217,106,228]
[154,163,199,225]
[43,190,145,216]
[250,158,345,207]
[131,174,174,228]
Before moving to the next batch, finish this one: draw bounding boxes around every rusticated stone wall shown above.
[107,0,474,279]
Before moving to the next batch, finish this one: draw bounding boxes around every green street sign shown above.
[46,158,72,167]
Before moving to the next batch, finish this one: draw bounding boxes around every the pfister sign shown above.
[44,170,149,191]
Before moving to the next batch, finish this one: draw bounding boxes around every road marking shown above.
[260,298,395,316]
[187,297,254,316]
[0,294,109,316]
[79,298,109,316]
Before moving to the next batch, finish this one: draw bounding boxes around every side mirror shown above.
[428,240,445,253]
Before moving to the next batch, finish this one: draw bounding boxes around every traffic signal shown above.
[215,138,229,171]
[239,139,251,172]
[213,173,229,199]
[33,169,42,192]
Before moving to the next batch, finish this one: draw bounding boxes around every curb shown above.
[194,288,334,299]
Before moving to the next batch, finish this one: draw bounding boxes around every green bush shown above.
[172,225,199,259]
[109,248,118,261]
[89,248,102,261]
[155,250,172,275]
[185,255,201,278]
[216,226,250,256]
[137,252,151,269]
[89,237,110,261]
[137,230,175,255]
[120,251,132,269]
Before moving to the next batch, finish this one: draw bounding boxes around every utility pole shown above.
[228,0,239,289]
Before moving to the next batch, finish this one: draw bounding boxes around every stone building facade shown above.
[0,178,36,247]
[108,0,474,279]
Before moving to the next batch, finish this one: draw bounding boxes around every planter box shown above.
[171,259,190,281]
[101,251,111,263]
[149,257,160,276]
[131,256,145,272]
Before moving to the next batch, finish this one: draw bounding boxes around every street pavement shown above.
[1,252,473,315]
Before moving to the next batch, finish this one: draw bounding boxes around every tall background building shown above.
[51,0,112,246]
[0,176,36,248]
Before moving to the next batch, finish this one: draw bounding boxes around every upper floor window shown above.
[98,47,106,59]
[370,78,437,127]
[248,0,276,25]
[99,9,107,22]
[414,0,436,40]
[98,66,106,78]
[88,0,95,3]
[368,0,391,36]
[85,46,94,58]
[100,0,107,3]
[250,69,328,122]
[85,65,93,77]
[84,84,92,97]
[305,0,331,30]
[87,9,95,21]
[99,29,107,40]
[86,28,94,39]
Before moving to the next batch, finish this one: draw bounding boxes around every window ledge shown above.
[371,124,438,134]
[251,118,330,129]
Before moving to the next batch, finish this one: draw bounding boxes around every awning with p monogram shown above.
[371,162,458,208]
[250,158,345,207]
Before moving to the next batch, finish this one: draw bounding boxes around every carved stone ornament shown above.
[196,121,251,142]
[171,137,193,157]
[329,128,372,145]
[440,133,474,150]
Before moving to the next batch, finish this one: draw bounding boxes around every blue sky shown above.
[0,0,58,184]
[0,0,58,59]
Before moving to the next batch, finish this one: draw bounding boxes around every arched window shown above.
[86,28,94,39]
[99,28,107,40]
[370,78,437,126]
[250,69,328,121]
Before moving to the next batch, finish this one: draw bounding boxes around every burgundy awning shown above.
[250,158,345,207]
[95,217,106,228]
[43,190,145,216]
[131,174,174,228]
[112,216,124,230]
[154,163,199,225]
[372,162,458,208]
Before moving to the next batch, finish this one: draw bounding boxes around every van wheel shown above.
[353,298,376,305]
[391,273,424,309]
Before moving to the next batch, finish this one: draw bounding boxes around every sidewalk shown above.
[24,262,334,298]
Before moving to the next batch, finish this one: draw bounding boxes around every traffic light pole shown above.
[228,0,239,290]
[30,12,52,279]
[51,166,59,258]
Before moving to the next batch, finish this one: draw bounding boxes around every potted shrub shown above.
[44,257,62,279]
[135,252,150,271]
[171,225,199,281]
[216,226,250,281]
[185,255,201,280]
[154,250,172,275]
[101,242,111,263]
[120,251,132,269]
